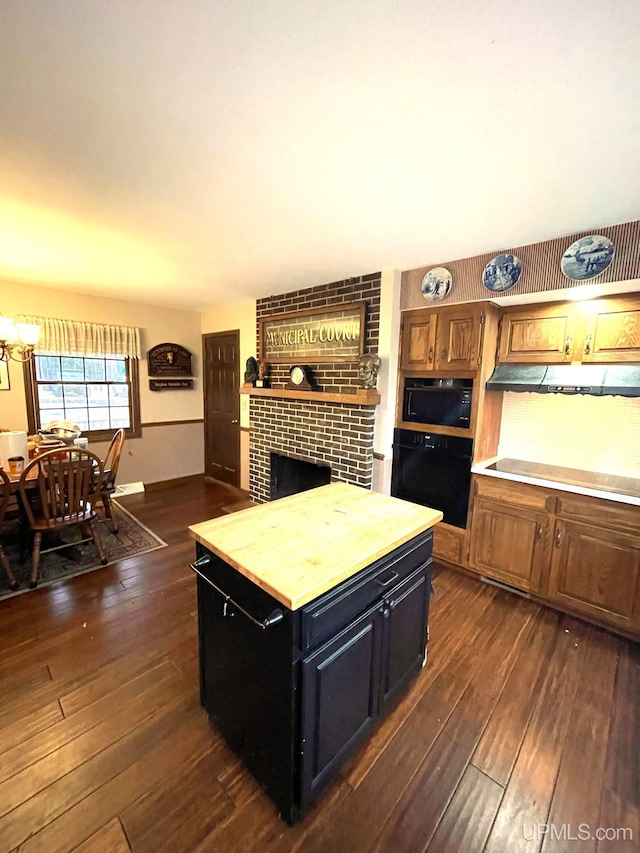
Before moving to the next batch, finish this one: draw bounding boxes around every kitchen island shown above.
[189,482,442,824]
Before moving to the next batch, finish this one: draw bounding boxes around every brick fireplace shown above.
[248,274,381,504]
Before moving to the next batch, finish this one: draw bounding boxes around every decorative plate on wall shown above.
[561,235,615,281]
[421,267,452,301]
[482,253,522,293]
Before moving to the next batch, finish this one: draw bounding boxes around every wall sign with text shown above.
[259,302,366,363]
[147,343,193,377]
[149,378,194,391]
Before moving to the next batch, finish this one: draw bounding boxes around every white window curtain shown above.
[17,315,141,359]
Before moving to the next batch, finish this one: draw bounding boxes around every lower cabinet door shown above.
[300,603,383,807]
[469,497,550,592]
[548,519,640,631]
[379,567,429,715]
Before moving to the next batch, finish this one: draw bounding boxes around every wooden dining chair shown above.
[0,468,19,591]
[18,448,108,589]
[98,428,126,534]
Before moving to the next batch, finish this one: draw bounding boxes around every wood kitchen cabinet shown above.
[401,308,437,370]
[400,304,485,371]
[467,475,640,637]
[547,520,640,632]
[498,303,576,363]
[468,477,553,593]
[580,296,640,363]
[548,492,640,632]
[498,294,640,365]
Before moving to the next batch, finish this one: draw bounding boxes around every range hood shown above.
[486,363,640,396]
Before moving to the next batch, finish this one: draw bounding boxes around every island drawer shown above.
[300,530,433,652]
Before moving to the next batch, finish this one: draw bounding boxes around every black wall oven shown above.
[403,378,473,428]
[391,428,473,529]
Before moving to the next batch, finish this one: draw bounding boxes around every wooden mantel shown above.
[240,386,381,405]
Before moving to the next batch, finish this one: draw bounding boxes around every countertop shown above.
[189,482,443,610]
[471,457,640,507]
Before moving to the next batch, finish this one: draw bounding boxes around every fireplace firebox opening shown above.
[270,452,331,501]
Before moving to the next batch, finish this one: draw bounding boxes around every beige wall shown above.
[372,269,401,495]
[0,279,204,484]
[200,299,256,492]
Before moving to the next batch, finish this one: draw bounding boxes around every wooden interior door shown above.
[203,331,240,487]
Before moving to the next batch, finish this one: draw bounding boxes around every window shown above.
[25,354,141,441]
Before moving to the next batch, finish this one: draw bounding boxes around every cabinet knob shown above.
[536,524,543,541]
[584,334,592,355]
[564,336,572,357]
[428,346,433,364]
[555,529,563,548]
[441,348,447,361]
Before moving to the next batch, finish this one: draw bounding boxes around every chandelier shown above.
[0,316,41,363]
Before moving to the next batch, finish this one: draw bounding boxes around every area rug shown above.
[0,500,167,601]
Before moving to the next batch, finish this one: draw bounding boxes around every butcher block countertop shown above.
[189,482,442,610]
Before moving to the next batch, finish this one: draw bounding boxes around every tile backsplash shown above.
[498,392,640,478]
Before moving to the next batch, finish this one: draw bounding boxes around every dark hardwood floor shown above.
[0,477,638,853]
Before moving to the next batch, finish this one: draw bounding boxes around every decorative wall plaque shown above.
[149,378,194,391]
[259,302,366,363]
[147,343,193,377]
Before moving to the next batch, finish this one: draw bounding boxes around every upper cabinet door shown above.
[435,306,483,371]
[498,304,576,364]
[581,297,640,363]
[400,310,437,370]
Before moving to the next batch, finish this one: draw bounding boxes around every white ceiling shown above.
[1,0,639,311]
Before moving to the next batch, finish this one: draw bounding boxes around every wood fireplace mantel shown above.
[240,387,381,406]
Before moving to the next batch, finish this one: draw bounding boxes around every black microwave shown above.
[402,378,473,428]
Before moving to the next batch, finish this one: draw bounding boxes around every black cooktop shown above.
[486,458,640,499]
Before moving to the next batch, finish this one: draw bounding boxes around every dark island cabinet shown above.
[300,602,383,804]
[193,528,434,825]
[300,564,431,804]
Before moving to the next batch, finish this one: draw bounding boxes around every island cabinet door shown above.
[299,603,384,806]
[378,566,430,716]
